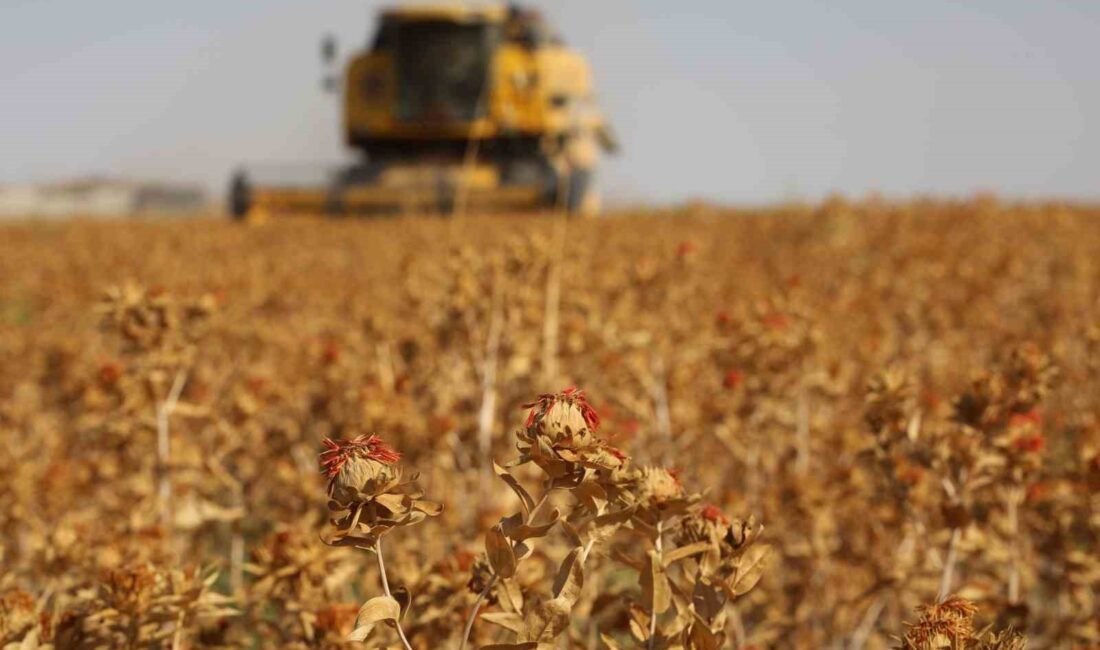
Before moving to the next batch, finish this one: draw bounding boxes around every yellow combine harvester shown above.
[230,4,617,220]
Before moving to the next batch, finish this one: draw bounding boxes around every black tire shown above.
[228,170,251,220]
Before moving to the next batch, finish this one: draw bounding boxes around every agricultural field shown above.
[0,199,1098,649]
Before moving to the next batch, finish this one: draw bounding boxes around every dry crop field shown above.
[1,198,1098,649]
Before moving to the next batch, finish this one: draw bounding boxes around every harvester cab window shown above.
[394,21,500,122]
[371,22,395,51]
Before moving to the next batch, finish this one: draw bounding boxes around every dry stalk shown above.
[648,520,663,650]
[848,596,885,650]
[376,342,396,394]
[375,537,414,650]
[476,277,505,502]
[229,489,245,596]
[541,215,567,386]
[458,489,553,650]
[730,604,747,648]
[156,368,188,532]
[1006,487,1022,604]
[651,355,672,446]
[795,382,811,475]
[937,527,962,603]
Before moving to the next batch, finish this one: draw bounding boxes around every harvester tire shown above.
[228,171,251,220]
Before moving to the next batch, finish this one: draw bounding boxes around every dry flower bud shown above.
[320,434,402,505]
[638,467,684,505]
[524,387,600,441]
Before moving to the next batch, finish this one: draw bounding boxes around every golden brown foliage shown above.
[0,198,1098,648]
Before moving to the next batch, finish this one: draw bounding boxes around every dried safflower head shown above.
[678,506,762,570]
[620,466,700,526]
[516,388,625,475]
[524,387,600,441]
[898,596,1026,650]
[320,435,442,548]
[638,467,684,505]
[321,435,402,505]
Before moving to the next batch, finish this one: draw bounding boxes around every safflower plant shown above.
[320,433,442,648]
[444,387,771,650]
[9,200,1100,649]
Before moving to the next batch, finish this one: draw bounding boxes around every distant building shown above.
[0,177,208,218]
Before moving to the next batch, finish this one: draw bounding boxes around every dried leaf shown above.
[560,519,584,548]
[641,550,672,615]
[662,541,712,567]
[501,508,561,541]
[552,547,584,603]
[346,595,399,641]
[691,577,726,621]
[496,577,525,614]
[726,543,772,597]
[486,525,517,578]
[521,599,572,643]
[687,613,723,650]
[493,461,535,514]
[480,611,525,634]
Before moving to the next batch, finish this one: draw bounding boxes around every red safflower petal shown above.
[701,503,727,523]
[319,434,401,478]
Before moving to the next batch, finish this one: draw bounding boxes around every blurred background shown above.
[2,0,1098,211]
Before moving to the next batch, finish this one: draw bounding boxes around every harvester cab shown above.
[230,4,617,220]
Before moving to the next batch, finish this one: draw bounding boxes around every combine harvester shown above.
[230,4,617,220]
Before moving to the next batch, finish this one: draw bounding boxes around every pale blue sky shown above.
[2,1,1097,203]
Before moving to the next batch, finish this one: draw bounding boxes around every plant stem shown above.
[730,604,747,648]
[648,521,663,650]
[1006,487,1021,604]
[848,596,885,650]
[651,355,672,447]
[171,609,185,650]
[375,537,413,650]
[795,381,810,475]
[581,537,597,564]
[459,577,496,650]
[476,277,504,504]
[541,215,566,386]
[937,527,961,602]
[458,486,554,650]
[156,368,188,533]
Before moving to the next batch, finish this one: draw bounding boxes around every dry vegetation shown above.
[1,197,1098,649]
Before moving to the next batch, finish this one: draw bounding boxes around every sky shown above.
[2,0,1098,204]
